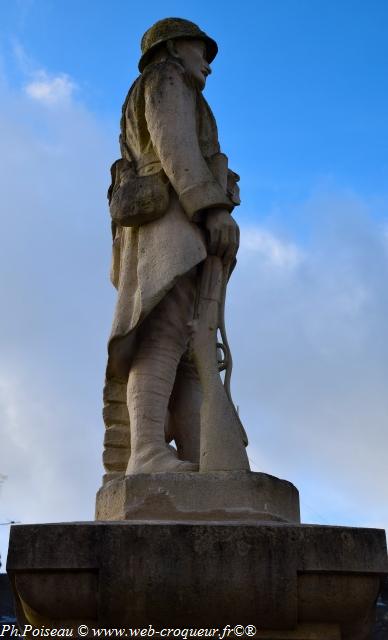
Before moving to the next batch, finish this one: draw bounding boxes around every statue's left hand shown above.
[205,208,240,264]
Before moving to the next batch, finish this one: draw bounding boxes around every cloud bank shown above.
[229,194,388,527]
[0,57,116,565]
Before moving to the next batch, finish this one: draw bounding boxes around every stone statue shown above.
[102,18,250,480]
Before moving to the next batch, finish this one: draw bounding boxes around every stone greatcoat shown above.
[107,58,236,380]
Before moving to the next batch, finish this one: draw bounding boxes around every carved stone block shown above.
[95,471,301,523]
[7,521,388,638]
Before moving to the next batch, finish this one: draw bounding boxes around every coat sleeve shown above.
[144,61,233,220]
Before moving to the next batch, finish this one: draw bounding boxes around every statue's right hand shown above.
[205,208,240,264]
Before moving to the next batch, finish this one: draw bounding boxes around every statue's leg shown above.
[168,357,201,464]
[102,379,131,481]
[126,272,199,474]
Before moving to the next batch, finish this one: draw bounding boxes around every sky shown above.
[0,0,388,567]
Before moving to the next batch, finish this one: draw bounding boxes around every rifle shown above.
[191,255,250,472]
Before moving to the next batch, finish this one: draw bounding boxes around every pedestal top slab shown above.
[95,471,301,523]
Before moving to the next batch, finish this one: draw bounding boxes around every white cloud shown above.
[240,227,302,268]
[11,41,77,106]
[25,71,76,105]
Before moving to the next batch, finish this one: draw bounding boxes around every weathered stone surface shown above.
[3,572,388,638]
[374,576,388,639]
[15,571,97,620]
[102,447,130,472]
[102,380,127,405]
[95,471,301,523]
[7,521,388,638]
[102,403,129,426]
[103,424,131,448]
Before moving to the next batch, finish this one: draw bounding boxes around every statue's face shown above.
[174,39,211,90]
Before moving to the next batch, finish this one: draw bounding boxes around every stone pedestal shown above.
[6,471,388,638]
[95,471,301,523]
[7,521,388,639]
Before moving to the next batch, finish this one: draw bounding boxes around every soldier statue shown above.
[102,18,249,480]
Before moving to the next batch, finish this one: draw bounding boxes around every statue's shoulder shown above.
[121,60,189,125]
[140,58,192,90]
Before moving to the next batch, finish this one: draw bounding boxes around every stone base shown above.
[95,471,301,523]
[7,521,388,639]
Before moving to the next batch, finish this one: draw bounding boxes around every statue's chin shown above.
[187,72,206,91]
[195,77,206,91]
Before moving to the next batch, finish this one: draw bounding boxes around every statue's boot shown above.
[126,273,199,475]
[126,363,198,474]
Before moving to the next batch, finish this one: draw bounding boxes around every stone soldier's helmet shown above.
[138,17,218,72]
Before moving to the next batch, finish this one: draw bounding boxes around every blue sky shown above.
[3,0,388,208]
[1,0,388,566]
